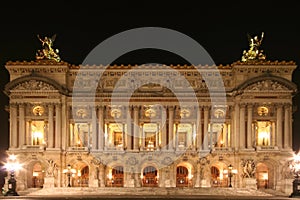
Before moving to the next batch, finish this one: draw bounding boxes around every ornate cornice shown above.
[6,59,70,66]
[232,60,296,66]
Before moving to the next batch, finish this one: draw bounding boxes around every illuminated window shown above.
[108,123,125,148]
[73,123,91,147]
[256,121,271,146]
[176,123,192,148]
[31,121,45,145]
[143,123,159,150]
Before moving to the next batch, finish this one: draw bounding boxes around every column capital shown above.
[203,106,210,111]
[247,103,253,109]
[168,105,175,111]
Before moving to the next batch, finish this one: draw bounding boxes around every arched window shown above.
[176,166,189,187]
[142,166,158,187]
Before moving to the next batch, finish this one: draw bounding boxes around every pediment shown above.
[13,80,56,90]
[244,80,288,91]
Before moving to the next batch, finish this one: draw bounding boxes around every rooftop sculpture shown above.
[241,32,266,62]
[36,34,61,62]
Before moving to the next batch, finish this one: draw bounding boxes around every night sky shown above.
[0,1,300,170]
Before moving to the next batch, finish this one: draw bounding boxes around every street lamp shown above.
[63,164,76,187]
[4,154,21,196]
[289,152,300,198]
[223,164,237,188]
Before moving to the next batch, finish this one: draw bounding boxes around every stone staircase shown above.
[18,187,282,197]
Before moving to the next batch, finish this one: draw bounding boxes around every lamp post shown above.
[4,154,21,196]
[289,152,300,198]
[223,164,237,188]
[63,164,76,187]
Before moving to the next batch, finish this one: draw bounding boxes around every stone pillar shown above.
[141,123,145,149]
[203,106,209,151]
[91,107,97,150]
[98,106,104,151]
[48,104,54,148]
[271,121,276,146]
[234,103,240,150]
[284,104,290,149]
[55,104,61,149]
[195,163,201,187]
[223,123,228,147]
[239,104,245,149]
[247,104,253,148]
[10,104,17,148]
[99,164,105,187]
[197,106,202,151]
[27,120,32,146]
[276,105,283,148]
[133,106,139,151]
[18,104,25,148]
[161,106,167,150]
[126,106,132,150]
[168,106,174,150]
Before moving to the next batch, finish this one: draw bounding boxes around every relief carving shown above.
[14,80,55,90]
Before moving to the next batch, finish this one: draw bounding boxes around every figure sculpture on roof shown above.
[36,34,61,62]
[241,32,266,62]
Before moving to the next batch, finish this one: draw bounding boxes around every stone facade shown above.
[3,58,298,194]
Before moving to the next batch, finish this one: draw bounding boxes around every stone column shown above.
[133,106,139,151]
[239,104,245,149]
[141,123,145,149]
[271,122,276,146]
[168,106,174,150]
[234,103,240,150]
[247,104,253,148]
[98,106,104,151]
[161,106,167,150]
[284,104,290,149]
[203,106,209,151]
[276,105,283,148]
[126,106,132,150]
[91,107,97,150]
[48,104,54,148]
[27,120,32,146]
[10,104,17,148]
[18,104,25,148]
[55,104,61,149]
[197,106,202,151]
[223,124,228,147]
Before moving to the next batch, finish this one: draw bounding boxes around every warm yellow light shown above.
[262,173,268,180]
[33,172,39,177]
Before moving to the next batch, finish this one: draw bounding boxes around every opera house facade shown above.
[3,34,298,194]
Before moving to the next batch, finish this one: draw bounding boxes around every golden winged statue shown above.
[36,34,61,62]
[241,32,266,62]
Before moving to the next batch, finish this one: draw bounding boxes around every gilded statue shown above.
[36,34,61,62]
[241,32,266,62]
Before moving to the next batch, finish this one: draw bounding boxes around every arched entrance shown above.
[256,163,270,189]
[176,166,189,187]
[31,162,45,188]
[73,162,89,187]
[210,162,228,187]
[142,166,158,187]
[111,166,124,187]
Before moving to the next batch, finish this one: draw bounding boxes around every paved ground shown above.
[0,187,299,200]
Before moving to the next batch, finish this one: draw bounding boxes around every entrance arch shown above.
[73,162,89,187]
[142,166,158,187]
[30,162,45,188]
[111,166,124,187]
[176,166,189,187]
[256,163,271,189]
